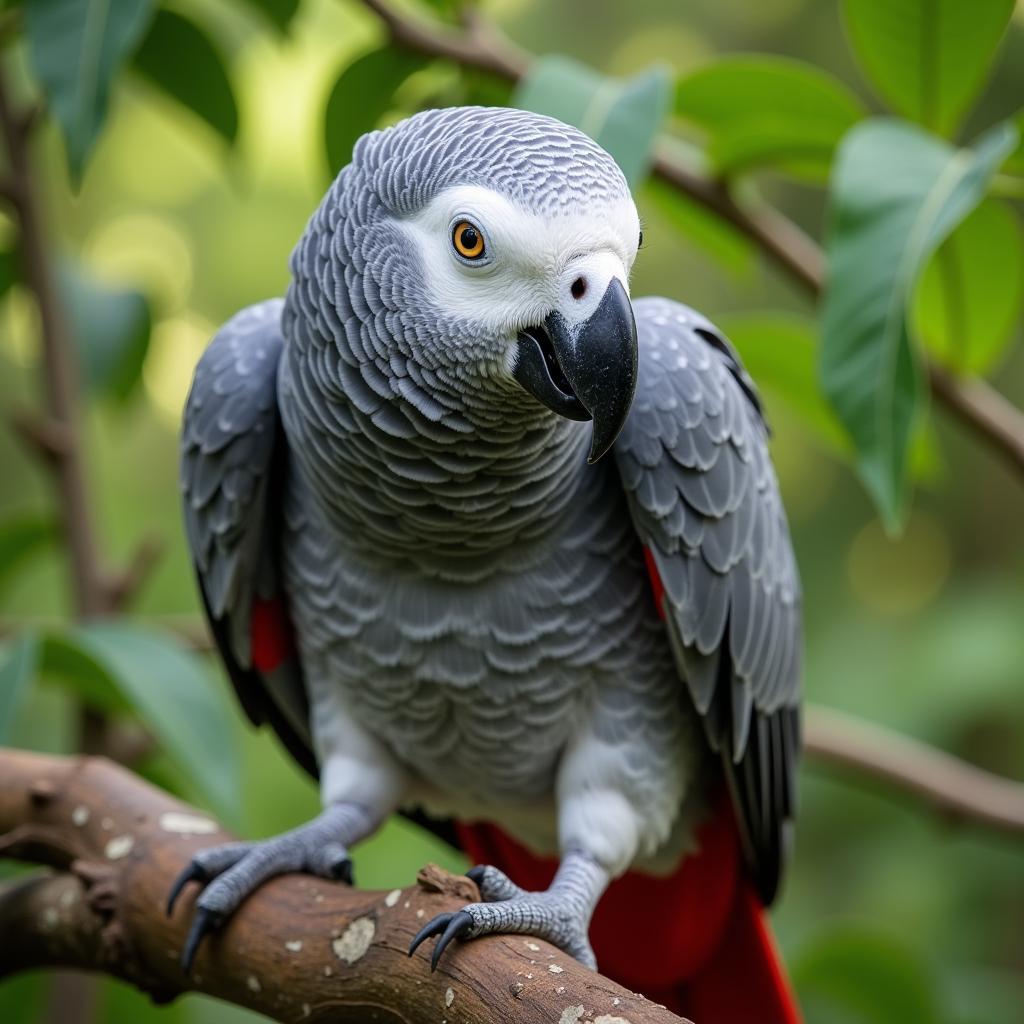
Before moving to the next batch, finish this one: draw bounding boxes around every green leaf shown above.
[38,631,133,714]
[60,263,151,404]
[842,0,1014,137]
[675,56,866,180]
[714,311,848,454]
[324,47,430,175]
[912,198,1024,375]
[820,118,1017,529]
[793,927,941,1024]
[241,0,299,33]
[132,10,238,146]
[25,0,156,181]
[69,622,240,817]
[0,514,57,597]
[513,56,672,187]
[0,632,39,743]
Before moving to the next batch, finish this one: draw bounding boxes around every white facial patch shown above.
[397,185,640,343]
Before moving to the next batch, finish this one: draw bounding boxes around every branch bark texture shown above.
[356,0,1024,481]
[0,749,690,1024]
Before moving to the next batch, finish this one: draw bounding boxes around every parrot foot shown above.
[408,858,602,971]
[167,802,374,974]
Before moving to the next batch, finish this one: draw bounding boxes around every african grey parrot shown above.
[173,106,801,1021]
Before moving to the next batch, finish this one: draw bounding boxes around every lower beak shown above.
[513,278,638,463]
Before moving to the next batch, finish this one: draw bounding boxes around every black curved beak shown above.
[513,278,638,463]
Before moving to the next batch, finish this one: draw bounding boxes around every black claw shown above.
[466,865,486,885]
[181,906,221,975]
[330,858,354,885]
[167,862,208,917]
[408,913,450,958]
[430,911,474,971]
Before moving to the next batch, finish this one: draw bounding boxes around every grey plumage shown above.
[615,297,801,901]
[177,105,801,964]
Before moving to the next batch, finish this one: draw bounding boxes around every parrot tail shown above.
[673,882,801,1023]
[455,793,801,1024]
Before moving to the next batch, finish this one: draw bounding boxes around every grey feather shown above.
[180,299,313,768]
[615,296,802,904]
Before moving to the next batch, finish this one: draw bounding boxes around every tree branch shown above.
[928,363,1024,477]
[102,535,164,613]
[0,749,690,1024]
[0,66,110,623]
[804,706,1024,836]
[356,0,1024,482]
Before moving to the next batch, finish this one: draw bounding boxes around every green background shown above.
[1,0,1023,1021]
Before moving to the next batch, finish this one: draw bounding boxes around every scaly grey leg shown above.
[167,801,375,972]
[409,850,608,970]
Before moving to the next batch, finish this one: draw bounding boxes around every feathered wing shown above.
[614,297,802,904]
[181,299,317,777]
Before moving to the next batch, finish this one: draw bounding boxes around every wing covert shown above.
[614,297,802,904]
[181,299,315,775]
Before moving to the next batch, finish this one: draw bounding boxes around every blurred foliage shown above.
[1,0,1023,1022]
[133,10,240,147]
[60,261,152,403]
[514,56,672,186]
[674,55,865,180]
[840,0,1015,137]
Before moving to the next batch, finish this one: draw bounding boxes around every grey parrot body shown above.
[177,106,800,979]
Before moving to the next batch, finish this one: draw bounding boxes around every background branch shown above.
[0,66,109,625]
[0,749,690,1024]
[804,706,1024,835]
[356,0,1024,482]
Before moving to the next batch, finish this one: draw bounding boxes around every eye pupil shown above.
[453,220,485,259]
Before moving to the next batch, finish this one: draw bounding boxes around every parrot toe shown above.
[408,867,597,972]
[181,906,222,975]
[166,805,370,973]
[466,863,526,902]
[408,910,475,970]
[167,841,254,917]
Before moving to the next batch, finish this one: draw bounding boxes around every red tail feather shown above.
[455,796,800,1023]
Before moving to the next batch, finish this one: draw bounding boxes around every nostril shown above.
[570,276,587,300]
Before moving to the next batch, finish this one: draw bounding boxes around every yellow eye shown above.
[452,221,486,260]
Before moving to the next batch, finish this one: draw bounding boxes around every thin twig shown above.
[0,66,109,622]
[103,536,164,613]
[9,410,73,461]
[928,363,1024,476]
[357,0,1024,482]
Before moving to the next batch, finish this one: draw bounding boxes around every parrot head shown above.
[336,107,642,462]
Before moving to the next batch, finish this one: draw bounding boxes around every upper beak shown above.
[513,277,638,463]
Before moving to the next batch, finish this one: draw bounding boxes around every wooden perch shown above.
[0,749,690,1024]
